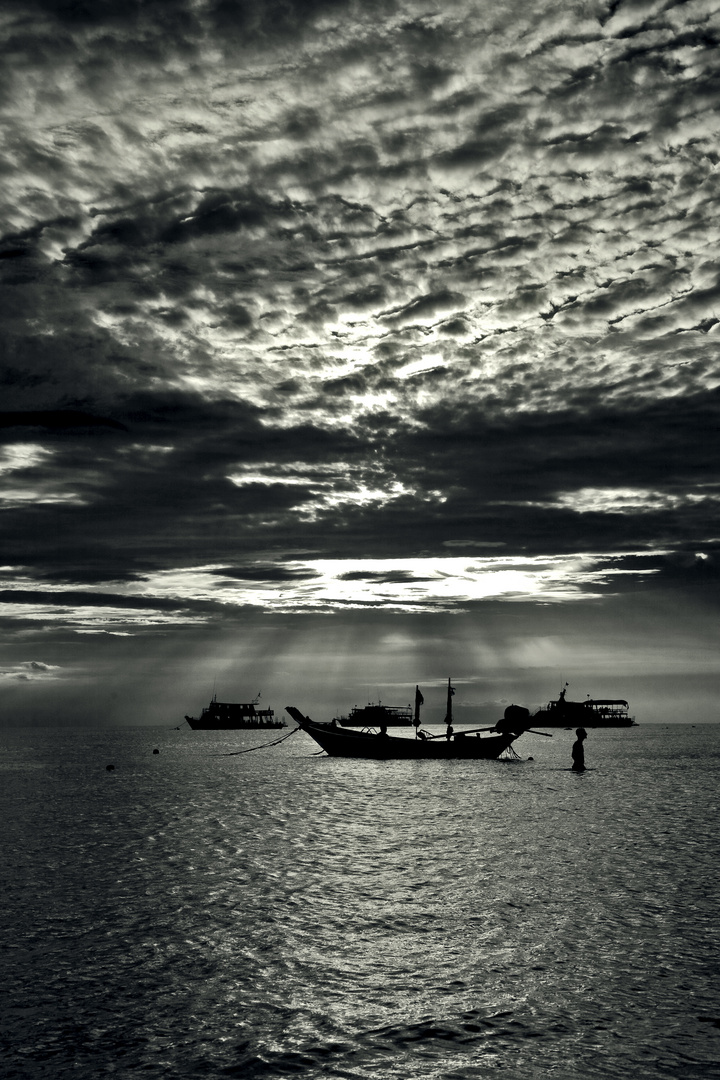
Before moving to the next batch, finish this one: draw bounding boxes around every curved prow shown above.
[285,706,309,726]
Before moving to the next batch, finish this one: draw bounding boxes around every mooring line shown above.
[218,726,301,756]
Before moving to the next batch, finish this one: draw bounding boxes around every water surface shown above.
[3,723,719,1078]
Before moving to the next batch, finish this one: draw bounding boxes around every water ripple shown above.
[2,725,719,1079]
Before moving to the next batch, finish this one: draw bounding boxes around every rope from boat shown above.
[502,743,522,761]
[218,726,301,756]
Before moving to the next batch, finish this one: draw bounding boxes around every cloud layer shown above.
[1,0,719,650]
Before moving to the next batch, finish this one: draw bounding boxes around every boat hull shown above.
[286,708,518,760]
[531,714,636,728]
[185,716,286,730]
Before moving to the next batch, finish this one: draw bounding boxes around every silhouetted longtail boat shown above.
[285,679,545,760]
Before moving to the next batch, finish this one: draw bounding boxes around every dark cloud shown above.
[652,548,720,588]
[382,288,467,327]
[35,566,149,585]
[405,389,720,499]
[339,570,432,584]
[0,410,127,431]
[207,0,394,42]
[210,565,321,582]
[0,589,203,612]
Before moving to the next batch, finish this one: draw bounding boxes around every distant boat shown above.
[185,692,286,731]
[337,702,413,727]
[285,679,542,760]
[526,686,636,729]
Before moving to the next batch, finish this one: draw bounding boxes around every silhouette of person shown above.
[377,723,389,738]
[445,725,454,741]
[572,727,587,771]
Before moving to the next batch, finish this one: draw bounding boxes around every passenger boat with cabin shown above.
[528,685,636,728]
[185,692,285,730]
[336,702,413,727]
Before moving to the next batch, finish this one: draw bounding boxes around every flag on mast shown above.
[413,685,424,734]
[444,678,455,725]
[413,685,424,727]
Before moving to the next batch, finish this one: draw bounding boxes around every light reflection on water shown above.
[3,724,719,1079]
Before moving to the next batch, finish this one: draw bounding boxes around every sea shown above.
[2,722,719,1080]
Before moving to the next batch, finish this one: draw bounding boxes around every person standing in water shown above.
[572,727,587,771]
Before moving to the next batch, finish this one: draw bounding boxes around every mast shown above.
[444,677,455,728]
[413,685,424,737]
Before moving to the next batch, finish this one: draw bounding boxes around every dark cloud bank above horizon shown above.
[1,0,719,720]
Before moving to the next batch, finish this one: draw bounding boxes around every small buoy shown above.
[106,764,115,771]
[153,748,159,755]
[527,756,534,761]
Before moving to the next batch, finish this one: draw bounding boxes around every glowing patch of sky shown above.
[0,445,53,474]
[396,355,446,379]
[0,444,87,506]
[293,556,659,610]
[543,487,720,514]
[0,602,202,630]
[0,490,87,507]
[227,462,441,518]
[0,552,665,627]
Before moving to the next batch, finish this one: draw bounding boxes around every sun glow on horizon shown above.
[0,551,665,628]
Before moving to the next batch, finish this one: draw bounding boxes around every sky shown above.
[1,0,719,726]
